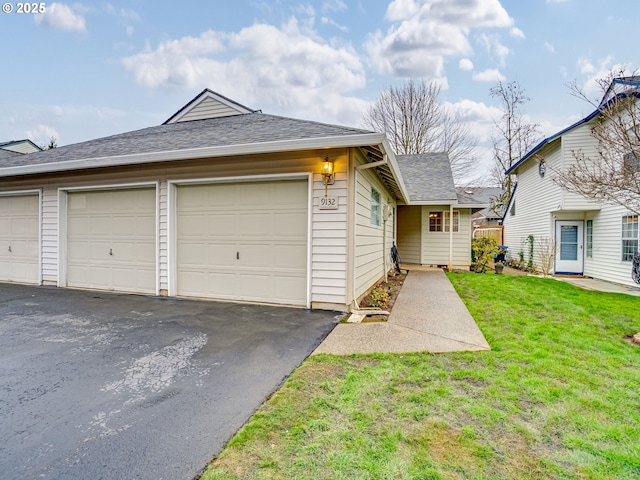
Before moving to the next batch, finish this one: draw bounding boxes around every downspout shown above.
[449,204,454,271]
[383,201,389,282]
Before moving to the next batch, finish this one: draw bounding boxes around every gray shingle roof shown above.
[456,186,502,208]
[395,153,457,203]
[0,149,20,161]
[0,112,372,169]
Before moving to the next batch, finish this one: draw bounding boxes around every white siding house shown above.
[503,78,640,288]
[0,89,409,312]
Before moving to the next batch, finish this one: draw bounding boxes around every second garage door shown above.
[176,180,308,306]
[67,188,156,294]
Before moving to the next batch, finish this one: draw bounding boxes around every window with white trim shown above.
[371,188,381,226]
[586,219,593,258]
[621,215,638,262]
[429,210,459,232]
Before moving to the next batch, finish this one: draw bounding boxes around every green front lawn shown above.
[201,273,640,479]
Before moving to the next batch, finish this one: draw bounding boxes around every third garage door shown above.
[0,194,39,284]
[176,180,308,306]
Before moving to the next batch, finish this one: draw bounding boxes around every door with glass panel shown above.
[554,221,584,274]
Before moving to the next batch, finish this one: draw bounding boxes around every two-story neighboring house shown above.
[503,77,640,288]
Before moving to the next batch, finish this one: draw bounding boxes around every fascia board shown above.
[381,137,410,204]
[0,133,387,178]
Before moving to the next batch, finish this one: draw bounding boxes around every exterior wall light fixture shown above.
[321,156,335,196]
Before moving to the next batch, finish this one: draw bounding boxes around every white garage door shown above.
[177,180,308,306]
[67,188,156,294]
[0,194,39,284]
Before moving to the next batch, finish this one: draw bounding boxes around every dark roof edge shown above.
[501,182,517,223]
[506,83,640,175]
[505,109,599,175]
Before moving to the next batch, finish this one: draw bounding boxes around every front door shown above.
[555,221,584,274]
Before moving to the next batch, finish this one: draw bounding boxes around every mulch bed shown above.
[357,272,407,321]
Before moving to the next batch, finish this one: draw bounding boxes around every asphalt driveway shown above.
[0,284,339,480]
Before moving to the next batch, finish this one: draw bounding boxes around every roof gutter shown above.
[0,133,387,178]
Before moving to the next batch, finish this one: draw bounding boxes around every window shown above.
[586,219,593,258]
[622,215,638,262]
[429,210,459,232]
[370,188,380,226]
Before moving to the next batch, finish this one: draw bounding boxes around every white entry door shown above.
[555,221,584,274]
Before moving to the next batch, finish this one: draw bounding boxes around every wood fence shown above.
[473,226,504,245]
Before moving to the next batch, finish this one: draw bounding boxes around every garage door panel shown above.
[177,180,308,306]
[238,214,270,236]
[177,243,206,266]
[275,181,307,201]
[207,244,236,266]
[0,195,39,284]
[274,245,306,269]
[239,244,272,267]
[274,212,307,237]
[207,214,236,237]
[178,214,206,237]
[67,189,156,294]
[86,216,110,236]
[274,276,307,303]
[208,184,237,206]
[239,183,269,204]
[239,274,270,299]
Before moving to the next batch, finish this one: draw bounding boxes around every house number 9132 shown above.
[319,195,338,210]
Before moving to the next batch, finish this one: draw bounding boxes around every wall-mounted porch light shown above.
[321,156,335,196]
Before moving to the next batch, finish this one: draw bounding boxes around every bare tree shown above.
[490,80,542,215]
[553,69,640,215]
[536,237,557,277]
[364,79,478,182]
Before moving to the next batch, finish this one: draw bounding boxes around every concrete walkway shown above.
[313,268,490,355]
[554,276,640,296]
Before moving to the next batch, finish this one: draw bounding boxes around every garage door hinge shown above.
[236,251,239,260]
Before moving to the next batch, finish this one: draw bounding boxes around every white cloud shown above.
[34,3,86,32]
[544,42,555,54]
[510,27,525,39]
[106,4,140,35]
[122,18,368,126]
[476,33,511,66]
[577,56,596,74]
[577,57,630,99]
[322,0,347,13]
[459,58,474,71]
[472,68,506,82]
[26,124,59,147]
[367,0,513,77]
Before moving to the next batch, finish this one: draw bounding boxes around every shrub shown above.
[472,237,498,273]
[369,285,391,309]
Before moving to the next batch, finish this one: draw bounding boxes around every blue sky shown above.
[1,0,638,180]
